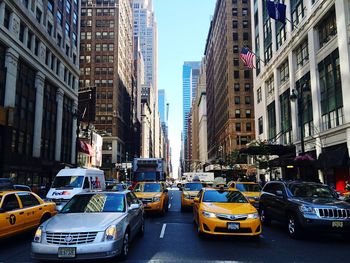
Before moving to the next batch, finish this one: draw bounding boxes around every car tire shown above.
[287,214,302,239]
[119,231,130,260]
[138,217,145,237]
[259,206,271,226]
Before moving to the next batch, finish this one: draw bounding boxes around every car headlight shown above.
[153,197,160,202]
[33,227,43,243]
[202,211,216,218]
[299,205,316,215]
[105,225,117,241]
[247,213,259,219]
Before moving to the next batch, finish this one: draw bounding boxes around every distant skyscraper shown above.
[158,90,166,124]
[182,61,201,139]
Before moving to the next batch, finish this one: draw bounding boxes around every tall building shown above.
[251,0,350,189]
[182,61,200,171]
[0,0,80,187]
[80,0,133,176]
[205,0,255,161]
[133,0,161,158]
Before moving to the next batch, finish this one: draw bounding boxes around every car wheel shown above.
[259,207,271,226]
[287,214,302,239]
[119,231,130,260]
[138,218,145,237]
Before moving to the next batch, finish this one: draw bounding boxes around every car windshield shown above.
[203,190,248,203]
[61,193,125,213]
[52,176,84,188]
[134,183,161,192]
[184,183,203,191]
[235,183,261,192]
[289,184,336,199]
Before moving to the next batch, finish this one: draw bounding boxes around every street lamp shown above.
[290,83,308,155]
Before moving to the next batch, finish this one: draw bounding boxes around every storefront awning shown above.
[239,144,296,156]
[78,140,93,156]
[318,145,349,170]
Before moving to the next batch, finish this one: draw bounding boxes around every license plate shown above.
[227,222,240,230]
[58,247,76,258]
[332,221,343,228]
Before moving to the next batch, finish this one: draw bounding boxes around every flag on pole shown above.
[240,47,255,69]
[266,0,286,24]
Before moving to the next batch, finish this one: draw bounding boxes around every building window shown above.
[61,96,73,163]
[264,43,272,62]
[258,117,263,135]
[295,39,308,69]
[319,49,343,131]
[279,60,289,84]
[257,87,262,103]
[234,58,239,66]
[244,70,250,79]
[235,109,241,118]
[66,0,71,16]
[4,7,11,29]
[236,123,241,132]
[232,8,238,16]
[245,96,251,105]
[57,11,63,26]
[279,89,292,143]
[233,33,238,41]
[41,82,57,160]
[244,84,250,91]
[47,0,54,13]
[318,9,337,48]
[246,109,251,118]
[243,20,248,28]
[267,102,276,140]
[243,32,249,41]
[266,76,274,97]
[296,72,313,138]
[232,20,238,28]
[235,96,240,105]
[19,22,25,42]
[242,8,248,16]
[233,45,239,53]
[57,34,62,47]
[234,83,240,91]
[27,30,33,50]
[65,22,70,37]
[246,122,252,132]
[234,71,239,79]
[276,24,286,50]
[13,60,36,156]
[291,0,304,30]
[72,33,77,46]
[36,8,42,23]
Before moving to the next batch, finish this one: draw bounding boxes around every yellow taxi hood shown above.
[202,202,257,214]
[134,192,162,199]
[242,192,261,198]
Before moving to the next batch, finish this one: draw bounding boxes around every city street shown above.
[0,189,349,263]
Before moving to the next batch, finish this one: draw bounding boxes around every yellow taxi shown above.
[134,182,169,215]
[180,182,203,211]
[228,181,262,208]
[193,187,261,238]
[0,190,57,239]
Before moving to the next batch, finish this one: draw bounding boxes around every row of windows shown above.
[233,83,251,92]
[234,70,250,79]
[232,8,249,16]
[232,32,250,41]
[235,122,252,132]
[234,96,251,105]
[234,109,252,119]
[82,8,115,16]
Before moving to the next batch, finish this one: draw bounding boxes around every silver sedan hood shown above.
[44,213,125,232]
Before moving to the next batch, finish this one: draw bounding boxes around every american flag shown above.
[240,47,255,69]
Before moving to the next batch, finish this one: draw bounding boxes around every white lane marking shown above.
[160,223,167,238]
[171,196,173,200]
[168,203,171,209]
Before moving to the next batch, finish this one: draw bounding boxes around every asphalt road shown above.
[0,188,349,263]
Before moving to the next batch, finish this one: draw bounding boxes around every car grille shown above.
[140,198,153,204]
[216,214,247,221]
[214,227,252,233]
[46,232,98,245]
[316,208,350,219]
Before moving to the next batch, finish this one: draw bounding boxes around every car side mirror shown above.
[276,190,284,197]
[163,189,168,193]
[130,204,140,210]
[193,197,199,203]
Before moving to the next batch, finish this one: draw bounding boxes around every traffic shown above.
[1,161,350,261]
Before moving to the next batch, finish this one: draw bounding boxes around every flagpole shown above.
[244,46,266,65]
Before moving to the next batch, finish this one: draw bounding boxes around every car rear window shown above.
[236,183,261,192]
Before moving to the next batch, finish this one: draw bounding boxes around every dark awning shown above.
[318,145,349,170]
[239,144,296,156]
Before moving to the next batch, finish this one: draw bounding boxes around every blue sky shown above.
[153,0,216,177]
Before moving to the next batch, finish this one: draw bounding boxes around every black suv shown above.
[259,181,350,239]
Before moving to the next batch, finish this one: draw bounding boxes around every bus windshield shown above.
[52,176,84,189]
[133,172,164,182]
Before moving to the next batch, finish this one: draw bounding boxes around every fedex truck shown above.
[181,172,214,184]
[132,158,166,186]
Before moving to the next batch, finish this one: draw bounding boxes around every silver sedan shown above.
[31,191,144,260]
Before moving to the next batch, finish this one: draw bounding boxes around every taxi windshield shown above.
[203,190,248,203]
[134,183,161,192]
[52,176,84,189]
[184,183,203,191]
[61,193,125,213]
[235,183,261,192]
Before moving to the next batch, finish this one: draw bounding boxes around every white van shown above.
[46,168,106,211]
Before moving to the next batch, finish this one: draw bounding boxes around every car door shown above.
[0,193,24,237]
[272,183,288,222]
[261,183,277,219]
[126,193,139,236]
[193,190,202,221]
[17,192,43,228]
[130,192,143,230]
